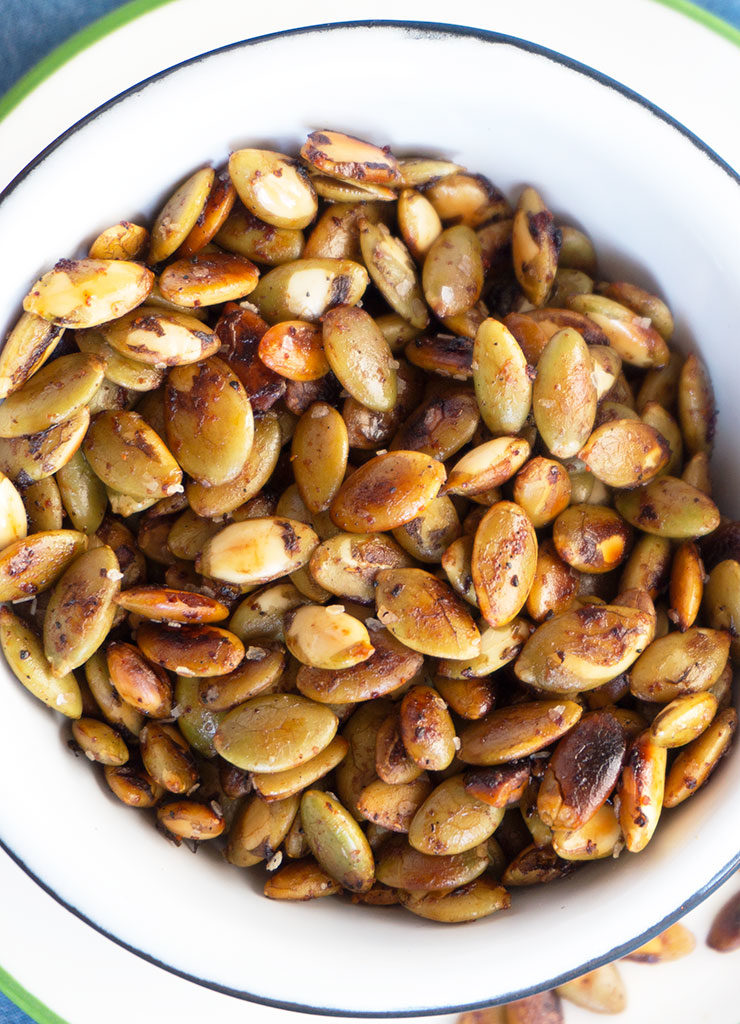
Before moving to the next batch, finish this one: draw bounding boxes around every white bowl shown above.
[0,21,739,1018]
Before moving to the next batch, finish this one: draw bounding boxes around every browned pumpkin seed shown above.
[149,166,214,262]
[83,410,181,499]
[598,281,673,340]
[617,732,666,852]
[625,923,696,962]
[252,735,348,802]
[157,800,225,840]
[399,685,457,771]
[85,650,143,737]
[556,963,627,1013]
[515,603,655,694]
[404,332,473,379]
[104,763,163,807]
[0,529,87,602]
[357,217,428,329]
[537,711,626,830]
[392,495,460,564]
[619,533,672,599]
[472,501,538,628]
[330,450,445,533]
[377,835,488,891]
[215,693,338,772]
[533,328,597,458]
[0,409,90,485]
[444,437,531,497]
[101,306,218,366]
[525,540,580,623]
[158,251,259,307]
[502,843,577,887]
[397,188,442,260]
[336,698,393,819]
[228,581,310,644]
[678,352,715,456]
[512,187,559,306]
[375,567,480,659]
[663,707,737,807]
[216,206,304,265]
[285,604,373,670]
[225,792,299,866]
[628,627,730,702]
[668,540,704,631]
[567,293,669,368]
[264,858,341,900]
[117,586,228,624]
[0,606,82,718]
[408,774,504,855]
[549,267,593,307]
[291,403,348,514]
[423,225,484,318]
[301,788,375,892]
[375,711,424,784]
[0,313,64,400]
[391,389,480,461]
[512,458,571,529]
[258,321,329,381]
[198,643,285,710]
[301,130,400,186]
[553,504,632,575]
[136,621,244,677]
[682,451,712,495]
[140,722,198,793]
[23,258,153,328]
[433,677,496,722]
[424,172,510,227]
[399,876,510,923]
[640,401,683,476]
[229,149,317,229]
[303,201,389,262]
[197,517,318,586]
[174,675,224,757]
[649,692,718,748]
[54,448,106,535]
[615,475,719,538]
[437,618,532,680]
[704,559,740,661]
[20,478,62,533]
[357,775,432,833]
[71,717,129,765]
[440,534,478,607]
[0,471,27,550]
[249,258,369,324]
[106,641,172,718]
[459,702,583,766]
[0,352,104,438]
[309,532,412,604]
[578,419,670,488]
[463,763,530,808]
[176,172,236,257]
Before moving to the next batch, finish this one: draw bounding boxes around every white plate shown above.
[0,3,739,1023]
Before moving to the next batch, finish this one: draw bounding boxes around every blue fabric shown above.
[0,0,739,1021]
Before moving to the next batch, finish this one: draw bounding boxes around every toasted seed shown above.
[186,411,281,518]
[176,172,236,257]
[0,352,103,439]
[682,451,712,495]
[392,495,460,564]
[84,650,143,736]
[549,267,593,307]
[264,858,341,900]
[629,627,730,702]
[615,476,719,538]
[472,501,538,628]
[357,776,432,833]
[625,923,696,962]
[397,188,442,260]
[424,172,510,227]
[398,159,464,189]
[136,621,244,678]
[619,533,672,600]
[309,532,412,605]
[225,792,299,865]
[375,568,480,659]
[579,419,670,489]
[106,642,172,718]
[391,390,480,461]
[400,875,510,923]
[322,305,398,413]
[330,451,445,533]
[437,619,532,682]
[0,529,87,602]
[301,788,374,891]
[636,349,683,412]
[303,201,390,261]
[537,712,626,830]
[214,304,285,411]
[512,458,571,529]
[77,327,165,391]
[116,587,228,624]
[88,379,132,415]
[588,344,621,400]
[375,711,424,784]
[215,693,338,772]
[0,408,90,485]
[617,732,666,852]
[525,540,580,623]
[229,582,310,644]
[301,130,400,185]
[0,312,65,401]
[157,800,225,840]
[556,964,626,1013]
[408,774,504,855]
[0,472,27,550]
[704,559,740,661]
[149,166,214,262]
[663,707,737,807]
[296,626,423,704]
[258,321,329,381]
[667,540,703,632]
[678,352,715,456]
[70,717,129,765]
[43,546,120,676]
[168,509,222,562]
[515,603,655,693]
[423,225,483,318]
[502,843,577,887]
[53,448,105,535]
[251,257,369,324]
[399,685,457,771]
[444,438,531,497]
[463,763,530,808]
[290,403,348,515]
[160,251,258,307]
[336,699,393,819]
[216,206,304,265]
[553,505,631,575]
[83,410,181,499]
[707,890,740,952]
[649,692,718,748]
[404,332,473,379]
[229,149,317,230]
[568,294,669,368]
[198,643,285,710]
[105,489,158,518]
[197,517,318,586]
[139,722,198,793]
[440,534,478,607]
[533,328,597,458]
[94,517,145,589]
[377,835,488,891]
[512,187,559,306]
[252,735,348,802]
[598,281,673,340]
[173,675,223,757]
[285,605,373,670]
[0,606,81,717]
[23,258,153,329]
[359,218,428,329]
[307,174,396,203]
[552,801,622,860]
[101,306,218,366]
[104,763,163,807]
[459,701,582,766]
[639,401,683,477]
[503,312,550,365]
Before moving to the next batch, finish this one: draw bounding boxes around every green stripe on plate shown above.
[0,964,70,1024]
[0,0,177,123]
[653,0,740,44]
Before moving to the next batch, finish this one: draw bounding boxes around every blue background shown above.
[0,0,739,1020]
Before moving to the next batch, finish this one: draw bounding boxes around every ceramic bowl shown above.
[0,21,738,1018]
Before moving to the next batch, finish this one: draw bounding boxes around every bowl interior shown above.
[0,22,738,1017]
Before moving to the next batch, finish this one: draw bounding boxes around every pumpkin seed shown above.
[309,532,412,604]
[83,410,181,499]
[443,437,531,497]
[357,776,432,833]
[437,618,531,682]
[375,711,424,784]
[578,419,670,488]
[619,533,671,600]
[614,476,719,538]
[533,328,597,458]
[472,501,538,628]
[398,158,464,188]
[704,559,740,661]
[139,722,198,793]
[322,306,398,413]
[336,698,393,819]
[303,201,388,262]
[423,225,483,318]
[249,258,368,323]
[568,293,670,368]
[398,188,442,260]
[459,701,582,766]
[85,650,143,736]
[330,450,445,533]
[404,332,473,379]
[424,172,510,227]
[225,792,299,866]
[285,604,373,670]
[400,876,510,923]
[515,603,655,693]
[550,267,593,307]
[625,923,696,962]
[512,187,559,306]
[177,172,236,258]
[391,390,480,461]
[149,166,215,263]
[0,606,81,717]
[0,409,90,485]
[375,567,480,659]
[101,306,218,366]
[0,352,104,438]
[301,788,374,892]
[258,321,329,381]
[399,685,457,771]
[663,707,737,807]
[229,149,317,230]
[556,963,627,1014]
[682,451,712,495]
[649,692,718,748]
[157,800,225,841]
[158,251,259,307]
[502,843,577,887]
[71,717,129,766]
[512,458,571,529]
[214,693,338,772]
[174,675,224,757]
[640,402,683,476]
[463,763,530,808]
[667,540,704,631]
[0,529,87,602]
[408,774,504,855]
[136,621,244,678]
[296,625,423,704]
[598,280,673,340]
[54,449,106,535]
[229,581,310,644]
[392,495,460,564]
[252,735,348,802]
[617,732,666,852]
[525,540,580,623]
[43,546,120,676]
[636,349,683,412]
[106,641,172,718]
[502,311,549,365]
[308,174,396,203]
[553,504,632,575]
[628,627,730,702]
[678,351,716,456]
[301,130,401,185]
[23,258,153,328]
[377,835,488,891]
[0,471,27,550]
[116,586,228,624]
[197,517,318,586]
[440,534,478,607]
[197,643,285,710]
[216,207,304,265]
[104,763,163,807]
[0,314,64,400]
[264,858,341,900]
[358,217,428,329]
[557,225,596,274]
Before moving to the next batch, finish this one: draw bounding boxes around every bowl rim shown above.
[0,18,738,1019]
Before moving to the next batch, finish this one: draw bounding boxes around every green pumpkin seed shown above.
[356,776,432,832]
[472,318,532,436]
[0,408,89,485]
[598,280,674,341]
[512,187,559,306]
[83,410,182,499]
[300,788,375,892]
[0,529,87,602]
[309,532,412,604]
[229,149,317,229]
[322,306,397,413]
[101,306,219,367]
[0,312,64,400]
[614,476,720,537]
[358,218,428,329]
[640,402,683,476]
[649,692,718,747]
[22,477,63,533]
[216,207,305,265]
[0,352,104,438]
[248,258,368,324]
[472,501,538,628]
[663,708,737,807]
[56,448,107,534]
[375,567,480,659]
[174,675,224,757]
[399,876,510,923]
[408,775,504,855]
[72,718,129,766]
[678,352,715,455]
[23,258,154,328]
[292,403,349,512]
[533,328,597,458]
[0,606,81,717]
[76,328,165,391]
[423,225,484,318]
[437,618,531,680]
[556,963,627,1014]
[628,627,730,702]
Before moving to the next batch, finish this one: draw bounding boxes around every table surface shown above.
[1,1,739,1022]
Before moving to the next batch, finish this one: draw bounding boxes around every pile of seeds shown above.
[0,129,737,922]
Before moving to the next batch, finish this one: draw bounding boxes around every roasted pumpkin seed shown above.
[229,149,317,230]
[359,218,428,329]
[615,475,719,538]
[0,409,90,485]
[301,788,375,892]
[101,306,218,366]
[408,774,504,855]
[663,707,737,807]
[472,502,537,628]
[678,352,715,455]
[375,567,480,659]
[0,606,81,717]
[23,258,153,328]
[459,702,582,766]
[249,258,368,324]
[617,732,666,852]
[533,328,597,458]
[556,963,627,1014]
[553,504,632,575]
[106,641,172,718]
[628,627,730,702]
[264,858,341,900]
